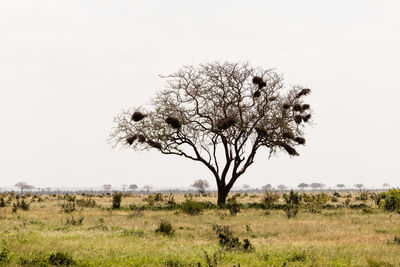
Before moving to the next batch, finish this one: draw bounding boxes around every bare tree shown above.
[15,182,34,194]
[382,183,390,189]
[143,185,153,193]
[122,184,128,191]
[262,184,272,191]
[354,183,364,190]
[298,183,308,190]
[129,184,138,191]
[242,184,250,191]
[277,184,287,191]
[310,182,323,191]
[191,179,210,196]
[110,62,313,205]
[102,184,112,193]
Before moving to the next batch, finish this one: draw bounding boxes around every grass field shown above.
[0,192,400,266]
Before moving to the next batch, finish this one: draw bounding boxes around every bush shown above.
[0,242,12,263]
[261,192,280,208]
[155,220,174,235]
[112,193,122,209]
[212,224,254,252]
[383,189,400,212]
[180,199,204,215]
[226,196,241,216]
[0,197,5,207]
[19,254,48,266]
[65,216,84,226]
[48,252,75,266]
[60,202,76,213]
[76,198,97,208]
[283,190,300,218]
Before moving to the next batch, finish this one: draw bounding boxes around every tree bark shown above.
[217,186,230,206]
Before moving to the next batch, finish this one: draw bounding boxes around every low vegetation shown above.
[0,189,400,266]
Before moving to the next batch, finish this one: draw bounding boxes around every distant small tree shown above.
[102,184,112,193]
[298,183,308,190]
[129,184,138,191]
[143,185,153,193]
[336,184,345,190]
[15,182,34,194]
[242,184,250,191]
[121,184,128,191]
[354,183,364,190]
[191,179,210,196]
[277,184,287,191]
[383,183,390,189]
[310,182,323,191]
[262,184,272,191]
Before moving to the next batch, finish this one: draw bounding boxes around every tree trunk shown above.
[217,187,230,206]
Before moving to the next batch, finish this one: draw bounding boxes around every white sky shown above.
[0,0,399,189]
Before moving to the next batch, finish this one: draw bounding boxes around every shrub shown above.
[76,198,97,208]
[180,199,204,215]
[48,252,75,266]
[261,192,280,208]
[283,190,300,218]
[65,216,84,226]
[112,193,122,209]
[155,220,174,235]
[0,241,12,263]
[383,189,400,212]
[60,202,76,213]
[226,196,241,216]
[333,191,341,197]
[0,197,5,207]
[212,224,254,252]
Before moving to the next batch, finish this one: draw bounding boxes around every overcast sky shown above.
[1,0,399,190]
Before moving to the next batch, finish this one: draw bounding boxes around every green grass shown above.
[0,193,399,266]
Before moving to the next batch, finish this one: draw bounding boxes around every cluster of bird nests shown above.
[252,76,267,98]
[282,130,306,145]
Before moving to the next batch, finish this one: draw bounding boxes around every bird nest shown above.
[132,112,145,122]
[216,117,236,131]
[165,117,182,129]
[294,137,306,145]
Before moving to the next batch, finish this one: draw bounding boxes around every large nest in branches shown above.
[252,76,263,84]
[132,112,146,122]
[255,127,267,136]
[294,137,306,145]
[282,131,294,139]
[296,88,311,98]
[258,81,267,89]
[253,90,261,98]
[294,115,302,124]
[148,140,162,149]
[165,116,182,129]
[268,96,277,101]
[302,104,310,110]
[137,134,146,143]
[303,114,312,122]
[283,103,291,110]
[278,142,299,156]
[126,135,137,145]
[293,104,302,112]
[216,117,236,131]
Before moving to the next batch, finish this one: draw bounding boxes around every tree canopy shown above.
[111,62,313,204]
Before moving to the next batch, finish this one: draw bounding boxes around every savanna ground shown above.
[1,190,400,266]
